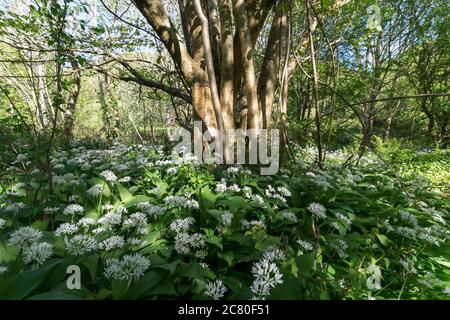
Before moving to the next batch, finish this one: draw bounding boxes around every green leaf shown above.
[321,0,332,9]
[217,196,251,211]
[218,251,234,267]
[28,284,90,300]
[296,254,314,275]
[175,263,213,280]
[148,278,178,297]
[376,234,390,247]
[31,220,49,231]
[0,259,61,299]
[0,242,19,263]
[124,195,150,208]
[117,183,132,203]
[111,279,129,300]
[124,269,167,299]
[203,228,223,250]
[269,274,302,300]
[82,255,99,281]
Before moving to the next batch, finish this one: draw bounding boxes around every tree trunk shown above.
[64,59,81,141]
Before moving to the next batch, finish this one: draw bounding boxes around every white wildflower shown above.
[399,210,419,228]
[399,258,417,274]
[65,235,97,255]
[227,184,241,192]
[63,204,84,215]
[443,287,450,296]
[119,176,131,183]
[100,170,117,182]
[124,212,148,228]
[308,202,327,219]
[251,195,265,206]
[92,227,105,234]
[169,217,195,233]
[22,242,53,266]
[330,240,349,258]
[336,213,352,225]
[0,265,8,274]
[215,182,227,193]
[99,236,125,251]
[54,223,79,237]
[250,259,283,299]
[174,232,205,255]
[297,239,314,251]
[281,211,298,223]
[102,204,115,211]
[78,218,96,228]
[87,184,104,197]
[166,167,177,175]
[204,280,228,300]
[222,211,234,226]
[9,227,43,249]
[98,212,122,226]
[104,254,151,282]
[262,246,287,262]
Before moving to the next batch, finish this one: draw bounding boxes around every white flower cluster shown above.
[204,280,227,300]
[9,226,43,248]
[221,211,234,226]
[281,211,298,223]
[99,235,125,251]
[78,217,97,228]
[3,202,26,214]
[0,264,8,275]
[54,223,79,237]
[399,210,419,228]
[399,258,417,274]
[104,254,151,282]
[215,181,227,193]
[335,212,352,226]
[250,194,265,206]
[124,212,148,229]
[136,202,166,217]
[87,184,104,197]
[22,242,53,265]
[313,174,331,190]
[308,202,327,219]
[65,235,98,255]
[174,232,205,255]
[241,219,266,230]
[98,212,122,227]
[250,259,283,299]
[164,195,199,210]
[119,176,131,183]
[63,204,85,215]
[0,218,6,229]
[330,239,349,258]
[100,170,118,182]
[169,217,195,233]
[262,246,287,262]
[297,239,314,251]
[265,185,291,202]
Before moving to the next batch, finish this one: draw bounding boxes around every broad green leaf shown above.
[117,183,132,203]
[0,259,61,299]
[124,269,167,299]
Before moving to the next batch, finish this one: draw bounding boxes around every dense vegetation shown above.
[0,0,448,300]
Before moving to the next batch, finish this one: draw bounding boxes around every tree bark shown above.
[64,59,81,141]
